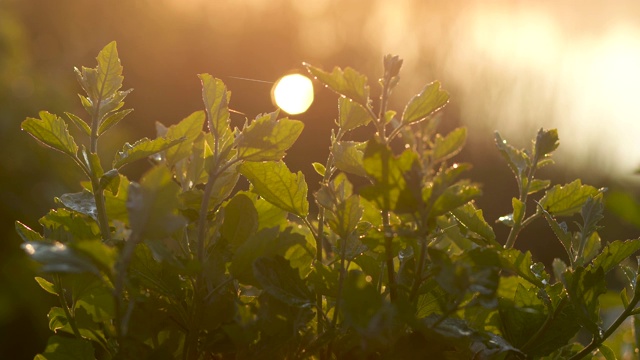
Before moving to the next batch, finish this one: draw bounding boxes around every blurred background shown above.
[2,0,640,357]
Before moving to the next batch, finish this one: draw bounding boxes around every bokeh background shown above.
[2,0,640,357]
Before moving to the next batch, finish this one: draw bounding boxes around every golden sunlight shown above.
[272,74,314,115]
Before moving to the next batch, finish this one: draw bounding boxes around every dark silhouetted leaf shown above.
[253,255,313,307]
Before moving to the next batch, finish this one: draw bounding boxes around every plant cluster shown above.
[18,42,640,359]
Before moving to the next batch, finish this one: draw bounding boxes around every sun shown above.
[272,74,314,115]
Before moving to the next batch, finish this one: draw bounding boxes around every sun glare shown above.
[272,74,314,115]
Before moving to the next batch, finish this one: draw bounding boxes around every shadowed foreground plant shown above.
[18,42,640,360]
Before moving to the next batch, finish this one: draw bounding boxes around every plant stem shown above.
[570,292,640,360]
[409,236,428,302]
[114,230,141,341]
[54,274,81,338]
[504,154,539,249]
[88,105,111,243]
[382,211,397,303]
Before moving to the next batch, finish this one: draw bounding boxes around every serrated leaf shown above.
[360,139,419,212]
[495,132,529,179]
[64,112,91,136]
[239,161,309,217]
[431,183,482,217]
[35,277,58,295]
[333,141,367,177]
[58,190,98,222]
[236,114,304,161]
[402,81,449,125]
[589,239,640,274]
[223,194,258,249]
[527,179,551,195]
[451,203,496,242]
[21,241,100,274]
[112,136,183,169]
[253,255,313,307]
[499,248,548,288]
[199,74,231,139]
[22,111,78,157]
[563,266,606,335]
[15,221,44,242]
[98,108,133,135]
[305,63,370,105]
[338,96,372,132]
[127,166,186,240]
[540,180,599,217]
[73,276,115,322]
[535,128,559,158]
[432,127,467,162]
[94,41,123,100]
[540,206,573,261]
[231,227,305,285]
[325,195,363,239]
[163,111,206,167]
[39,208,100,243]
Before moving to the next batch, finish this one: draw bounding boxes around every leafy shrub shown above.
[18,42,640,359]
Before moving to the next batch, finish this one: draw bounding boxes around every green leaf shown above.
[527,179,551,195]
[402,81,449,125]
[535,128,559,158]
[35,276,58,295]
[98,108,133,135]
[57,190,98,222]
[39,208,100,243]
[223,194,258,249]
[71,239,118,273]
[239,161,309,217]
[21,241,100,274]
[540,206,573,261]
[340,270,383,330]
[338,96,372,132]
[104,174,130,222]
[127,166,186,240]
[15,221,44,242]
[495,132,529,179]
[325,195,363,239]
[253,255,313,307]
[304,63,370,105]
[22,111,78,157]
[332,141,367,177]
[73,276,115,322]
[236,113,304,161]
[64,112,91,136]
[430,183,482,217]
[231,227,305,285]
[112,136,183,169]
[35,335,95,360]
[499,248,548,288]
[540,180,599,217]
[360,139,418,212]
[312,162,326,177]
[589,239,640,274]
[99,169,120,194]
[199,74,231,139]
[74,41,123,102]
[431,127,467,162]
[562,266,606,335]
[163,111,206,167]
[451,203,496,242]
[512,197,525,225]
[579,194,604,238]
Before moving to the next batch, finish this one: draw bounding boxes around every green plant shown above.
[18,42,640,359]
